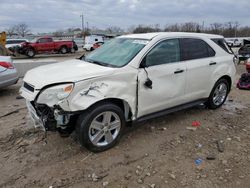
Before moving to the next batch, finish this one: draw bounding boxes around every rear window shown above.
[212,38,233,54]
[181,38,215,61]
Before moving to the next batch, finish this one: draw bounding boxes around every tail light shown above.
[246,61,250,73]
[0,61,14,69]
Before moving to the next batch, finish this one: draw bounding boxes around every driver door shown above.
[137,38,187,118]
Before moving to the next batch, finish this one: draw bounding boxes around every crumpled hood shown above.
[23,59,115,89]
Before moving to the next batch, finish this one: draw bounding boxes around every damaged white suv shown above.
[20,32,236,152]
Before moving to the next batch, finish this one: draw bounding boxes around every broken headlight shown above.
[38,83,74,103]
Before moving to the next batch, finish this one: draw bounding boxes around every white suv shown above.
[20,32,236,152]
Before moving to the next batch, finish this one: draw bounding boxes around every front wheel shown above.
[76,103,125,152]
[26,48,35,58]
[206,79,229,109]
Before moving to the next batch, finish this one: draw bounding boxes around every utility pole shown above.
[86,22,89,31]
[80,13,84,32]
[234,21,240,38]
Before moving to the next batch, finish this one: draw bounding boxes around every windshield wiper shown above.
[85,59,118,68]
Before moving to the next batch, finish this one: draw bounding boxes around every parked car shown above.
[0,56,18,88]
[225,38,242,47]
[83,35,104,51]
[238,40,250,62]
[6,39,29,49]
[20,32,236,152]
[93,42,104,50]
[19,37,75,58]
[72,41,78,52]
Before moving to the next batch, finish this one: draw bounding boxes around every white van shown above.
[83,35,104,51]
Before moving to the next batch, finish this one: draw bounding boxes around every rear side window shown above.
[38,38,52,43]
[181,38,215,61]
[212,38,233,54]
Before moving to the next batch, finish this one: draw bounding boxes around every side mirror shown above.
[140,57,148,68]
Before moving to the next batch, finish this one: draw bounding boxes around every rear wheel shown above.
[76,103,125,152]
[60,46,68,54]
[206,79,229,109]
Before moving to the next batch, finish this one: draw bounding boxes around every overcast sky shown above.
[0,0,250,33]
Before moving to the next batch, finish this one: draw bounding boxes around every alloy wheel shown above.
[88,111,121,146]
[212,82,228,106]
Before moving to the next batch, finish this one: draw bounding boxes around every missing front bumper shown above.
[26,100,73,132]
[26,100,44,129]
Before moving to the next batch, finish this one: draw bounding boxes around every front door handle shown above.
[174,69,184,74]
[209,62,217,66]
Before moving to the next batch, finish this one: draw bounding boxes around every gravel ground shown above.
[0,64,249,188]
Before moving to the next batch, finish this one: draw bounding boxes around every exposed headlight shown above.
[38,83,74,103]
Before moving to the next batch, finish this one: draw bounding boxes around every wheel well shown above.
[26,47,36,56]
[27,47,35,52]
[60,45,68,50]
[87,98,133,121]
[219,75,232,90]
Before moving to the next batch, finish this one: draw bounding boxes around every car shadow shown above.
[0,82,22,98]
[123,104,207,135]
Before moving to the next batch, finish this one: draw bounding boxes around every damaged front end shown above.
[39,103,76,134]
[23,83,77,135]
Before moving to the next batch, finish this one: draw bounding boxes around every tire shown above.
[206,79,229,109]
[70,48,75,53]
[60,46,68,54]
[26,48,35,58]
[76,102,125,152]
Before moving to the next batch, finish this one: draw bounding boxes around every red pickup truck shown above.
[19,37,76,57]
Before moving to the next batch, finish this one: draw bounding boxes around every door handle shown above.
[209,62,217,66]
[174,69,184,74]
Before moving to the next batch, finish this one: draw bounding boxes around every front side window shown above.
[85,38,148,67]
[181,38,215,61]
[145,39,180,67]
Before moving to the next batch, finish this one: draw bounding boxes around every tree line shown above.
[6,23,30,37]
[131,22,250,38]
[5,21,250,38]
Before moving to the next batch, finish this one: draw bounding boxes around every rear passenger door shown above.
[180,38,216,101]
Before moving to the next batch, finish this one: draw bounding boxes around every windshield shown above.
[84,38,149,67]
[30,38,37,42]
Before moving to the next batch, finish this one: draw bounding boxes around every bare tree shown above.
[106,26,124,34]
[6,25,18,37]
[15,23,30,37]
[53,30,64,37]
[209,23,223,34]
[127,25,136,33]
[133,24,162,33]
[164,24,180,32]
[181,22,199,32]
